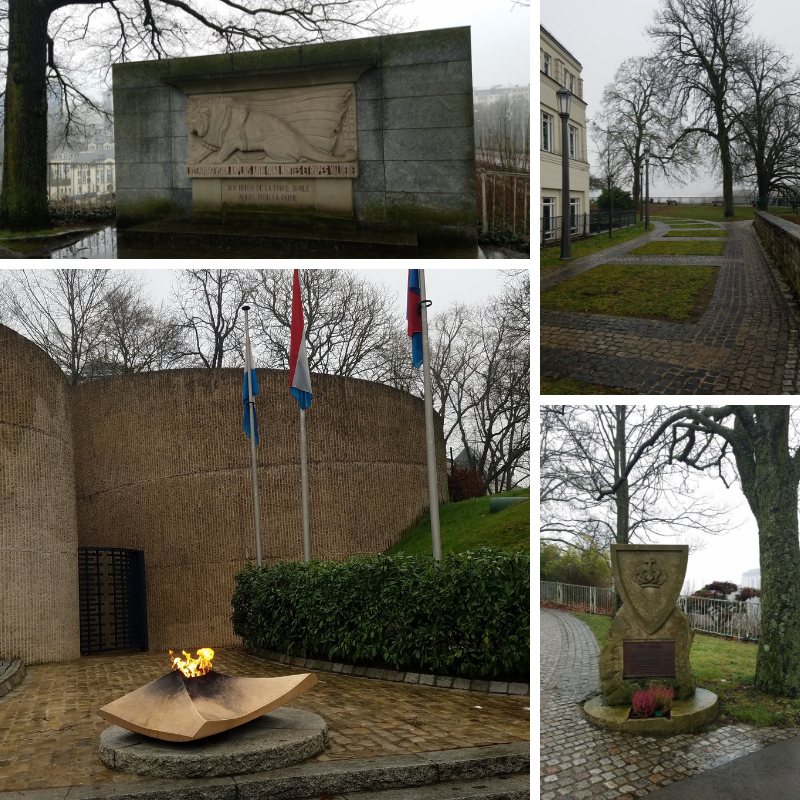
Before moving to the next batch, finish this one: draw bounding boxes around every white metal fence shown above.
[540,581,761,641]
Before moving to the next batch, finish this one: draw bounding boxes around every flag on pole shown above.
[242,347,259,445]
[407,269,423,368]
[289,269,313,410]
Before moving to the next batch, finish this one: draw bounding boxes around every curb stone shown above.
[251,650,530,697]
[0,742,530,800]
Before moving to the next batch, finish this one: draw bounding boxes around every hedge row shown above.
[231,548,529,679]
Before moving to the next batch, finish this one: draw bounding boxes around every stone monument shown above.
[584,544,718,735]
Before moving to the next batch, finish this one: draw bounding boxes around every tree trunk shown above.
[718,126,735,219]
[613,406,629,614]
[0,0,52,230]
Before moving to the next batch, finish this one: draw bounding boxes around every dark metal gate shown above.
[78,548,148,656]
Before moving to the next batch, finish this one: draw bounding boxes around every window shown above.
[569,125,579,159]
[570,198,580,233]
[541,197,557,242]
[543,53,551,76]
[570,75,576,94]
[563,69,569,88]
[541,111,554,152]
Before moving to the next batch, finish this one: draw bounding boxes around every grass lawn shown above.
[387,488,530,557]
[628,239,727,256]
[648,204,756,221]
[668,223,720,228]
[540,263,719,323]
[540,222,653,271]
[664,230,728,237]
[570,611,800,728]
[0,226,93,254]
[778,214,800,225]
[540,376,631,395]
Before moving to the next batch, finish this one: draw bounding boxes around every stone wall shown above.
[112,27,476,243]
[755,211,800,296]
[0,325,80,664]
[72,369,448,651]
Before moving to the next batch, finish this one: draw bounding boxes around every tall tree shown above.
[602,405,800,697]
[590,121,630,236]
[648,0,752,218]
[730,37,800,199]
[173,269,256,369]
[0,268,118,384]
[0,0,405,231]
[598,55,699,204]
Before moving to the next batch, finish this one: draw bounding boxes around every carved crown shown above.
[634,558,667,588]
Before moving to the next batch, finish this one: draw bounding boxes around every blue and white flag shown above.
[242,343,259,445]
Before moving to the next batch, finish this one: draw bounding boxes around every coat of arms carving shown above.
[610,544,688,635]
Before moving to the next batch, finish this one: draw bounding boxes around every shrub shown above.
[694,580,738,600]
[231,547,529,679]
[540,541,611,587]
[651,684,674,714]
[631,687,655,718]
[447,465,485,503]
[735,587,761,602]
[596,186,636,211]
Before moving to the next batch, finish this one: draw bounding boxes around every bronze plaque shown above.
[623,640,676,678]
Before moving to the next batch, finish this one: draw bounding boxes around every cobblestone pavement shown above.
[541,218,800,394]
[540,608,799,800]
[0,649,529,792]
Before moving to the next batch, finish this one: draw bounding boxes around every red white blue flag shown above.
[407,269,423,368]
[289,269,313,410]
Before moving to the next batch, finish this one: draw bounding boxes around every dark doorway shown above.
[78,548,148,655]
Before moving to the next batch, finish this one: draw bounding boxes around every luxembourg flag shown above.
[289,269,313,410]
[242,340,259,445]
[407,269,423,368]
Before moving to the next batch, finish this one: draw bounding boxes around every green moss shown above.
[300,37,382,66]
[168,53,233,77]
[112,59,169,89]
[230,47,303,72]
[355,196,387,223]
[117,198,179,217]
[386,196,473,226]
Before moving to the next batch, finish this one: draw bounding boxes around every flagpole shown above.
[299,407,311,563]
[242,305,262,567]
[418,270,442,563]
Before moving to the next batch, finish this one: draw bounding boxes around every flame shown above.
[169,647,214,677]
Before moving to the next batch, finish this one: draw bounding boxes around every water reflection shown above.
[50,227,117,258]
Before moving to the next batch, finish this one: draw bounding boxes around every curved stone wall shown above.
[72,369,447,651]
[0,325,80,664]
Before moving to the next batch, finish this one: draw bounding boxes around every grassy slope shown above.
[649,204,757,221]
[628,239,727,256]
[387,488,530,556]
[571,612,800,727]
[540,376,630,395]
[541,222,653,270]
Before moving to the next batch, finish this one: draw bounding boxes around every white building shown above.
[741,569,761,589]
[473,85,530,106]
[540,25,590,239]
[49,136,115,200]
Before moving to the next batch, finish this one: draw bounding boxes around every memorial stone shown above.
[599,544,697,705]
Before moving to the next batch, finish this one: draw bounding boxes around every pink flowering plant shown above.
[630,687,655,718]
[652,684,674,715]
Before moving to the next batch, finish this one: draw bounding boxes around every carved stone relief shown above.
[184,84,358,178]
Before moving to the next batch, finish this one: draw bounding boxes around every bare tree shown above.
[0,0,407,230]
[173,269,257,369]
[0,268,119,384]
[250,269,398,378]
[97,280,187,375]
[598,55,700,204]
[730,37,800,199]
[648,0,753,218]
[599,405,800,698]
[590,120,630,237]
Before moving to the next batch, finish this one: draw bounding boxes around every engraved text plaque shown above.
[622,640,676,678]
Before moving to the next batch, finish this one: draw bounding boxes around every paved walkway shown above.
[540,607,798,800]
[0,649,529,792]
[541,218,800,394]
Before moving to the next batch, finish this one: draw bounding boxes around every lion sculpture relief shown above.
[186,90,357,165]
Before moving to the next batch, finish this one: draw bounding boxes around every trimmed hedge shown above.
[231,548,529,679]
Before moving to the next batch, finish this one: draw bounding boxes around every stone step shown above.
[298,773,530,799]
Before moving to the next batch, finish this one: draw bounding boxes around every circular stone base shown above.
[99,708,327,778]
[583,687,718,735]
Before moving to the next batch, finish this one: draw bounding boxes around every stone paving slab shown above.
[539,608,798,800]
[540,219,800,394]
[0,650,528,792]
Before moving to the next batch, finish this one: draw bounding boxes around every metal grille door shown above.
[78,548,148,655]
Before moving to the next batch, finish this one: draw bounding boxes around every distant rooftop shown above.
[540,24,583,70]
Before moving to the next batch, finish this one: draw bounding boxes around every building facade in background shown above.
[49,134,115,199]
[539,25,590,237]
[741,568,761,589]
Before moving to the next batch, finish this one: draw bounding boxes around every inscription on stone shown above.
[222,179,315,210]
[622,640,676,678]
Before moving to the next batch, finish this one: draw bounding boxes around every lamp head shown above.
[556,87,572,117]
[644,144,651,164]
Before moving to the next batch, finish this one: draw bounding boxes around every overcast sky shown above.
[404,0,530,88]
[137,267,519,320]
[539,0,800,196]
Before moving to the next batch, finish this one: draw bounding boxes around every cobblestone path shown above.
[541,219,800,394]
[540,607,799,800]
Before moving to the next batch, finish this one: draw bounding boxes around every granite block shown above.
[353,160,385,193]
[382,61,472,99]
[383,94,473,130]
[384,127,474,161]
[384,160,473,194]
[356,99,382,132]
[380,27,471,68]
[356,129,384,161]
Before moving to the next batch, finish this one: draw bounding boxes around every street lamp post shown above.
[557,87,572,260]
[639,164,645,223]
[644,144,651,232]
